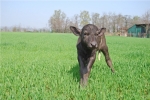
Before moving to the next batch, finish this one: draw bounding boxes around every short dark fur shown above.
[70,24,115,87]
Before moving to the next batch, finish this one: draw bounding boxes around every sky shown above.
[1,0,150,29]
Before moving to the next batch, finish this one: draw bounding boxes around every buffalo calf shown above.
[70,24,115,87]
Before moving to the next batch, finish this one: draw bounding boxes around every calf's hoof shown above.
[111,69,115,73]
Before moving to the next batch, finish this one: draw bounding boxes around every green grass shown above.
[0,32,150,100]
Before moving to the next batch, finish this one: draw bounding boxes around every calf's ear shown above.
[98,28,106,36]
[70,26,81,36]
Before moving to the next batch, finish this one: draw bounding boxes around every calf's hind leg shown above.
[101,46,115,73]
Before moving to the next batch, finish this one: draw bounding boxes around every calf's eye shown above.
[84,33,89,36]
[95,33,98,36]
[84,31,89,36]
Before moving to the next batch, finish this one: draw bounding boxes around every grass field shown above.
[0,32,150,100]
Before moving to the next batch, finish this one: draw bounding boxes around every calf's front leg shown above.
[78,54,96,87]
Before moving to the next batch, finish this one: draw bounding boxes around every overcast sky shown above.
[1,0,150,28]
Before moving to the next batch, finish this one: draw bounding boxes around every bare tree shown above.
[69,14,79,28]
[63,17,70,33]
[110,13,117,33]
[80,11,91,27]
[100,13,105,28]
[73,14,79,28]
[49,10,66,33]
[103,13,110,32]
[142,10,150,33]
[106,13,113,33]
[116,14,124,32]
[12,26,17,32]
[123,15,132,30]
[100,13,109,32]
[132,16,141,25]
[91,13,100,27]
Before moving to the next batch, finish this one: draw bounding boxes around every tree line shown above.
[49,9,150,34]
[1,9,150,34]
[1,26,49,33]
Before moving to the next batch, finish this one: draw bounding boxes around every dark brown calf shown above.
[70,24,115,87]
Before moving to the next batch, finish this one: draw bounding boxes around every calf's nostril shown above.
[93,44,96,46]
[91,43,97,47]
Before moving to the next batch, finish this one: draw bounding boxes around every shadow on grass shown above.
[68,64,80,83]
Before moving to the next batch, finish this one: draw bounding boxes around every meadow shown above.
[0,32,150,100]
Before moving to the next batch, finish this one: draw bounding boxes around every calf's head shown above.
[70,24,106,49]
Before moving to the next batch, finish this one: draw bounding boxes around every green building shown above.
[128,24,146,37]
[147,28,150,38]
